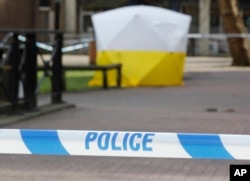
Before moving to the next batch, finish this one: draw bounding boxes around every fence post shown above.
[8,33,20,112]
[51,32,63,104]
[23,33,37,110]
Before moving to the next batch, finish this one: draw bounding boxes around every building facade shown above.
[0,0,249,54]
[0,0,36,29]
[0,0,249,34]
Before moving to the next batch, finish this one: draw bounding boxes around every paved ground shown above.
[1,56,250,181]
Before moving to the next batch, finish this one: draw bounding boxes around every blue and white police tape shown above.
[1,129,250,160]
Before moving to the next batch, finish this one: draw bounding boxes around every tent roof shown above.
[93,5,190,19]
[92,5,191,52]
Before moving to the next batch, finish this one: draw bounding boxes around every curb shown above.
[0,102,75,127]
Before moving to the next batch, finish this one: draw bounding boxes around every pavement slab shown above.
[1,56,250,181]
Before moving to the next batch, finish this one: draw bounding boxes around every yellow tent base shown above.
[89,50,186,87]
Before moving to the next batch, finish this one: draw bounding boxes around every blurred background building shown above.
[0,0,249,55]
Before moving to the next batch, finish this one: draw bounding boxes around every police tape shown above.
[188,33,250,39]
[18,35,89,53]
[17,34,250,53]
[0,129,250,160]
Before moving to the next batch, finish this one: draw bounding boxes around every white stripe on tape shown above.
[0,129,250,160]
[0,129,30,154]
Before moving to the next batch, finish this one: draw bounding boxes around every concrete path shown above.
[1,56,250,181]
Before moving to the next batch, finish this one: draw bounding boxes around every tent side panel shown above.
[88,51,186,87]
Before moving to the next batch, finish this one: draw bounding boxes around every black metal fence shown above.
[0,29,63,114]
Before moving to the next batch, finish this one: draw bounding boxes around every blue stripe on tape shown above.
[20,130,69,155]
[177,134,234,159]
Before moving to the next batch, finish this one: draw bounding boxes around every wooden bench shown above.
[63,63,122,89]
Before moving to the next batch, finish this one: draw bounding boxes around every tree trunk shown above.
[218,0,250,66]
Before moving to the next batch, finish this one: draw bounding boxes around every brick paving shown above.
[1,56,250,181]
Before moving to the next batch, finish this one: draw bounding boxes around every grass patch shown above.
[37,71,96,94]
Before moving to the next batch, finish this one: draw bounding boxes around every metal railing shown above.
[0,29,63,113]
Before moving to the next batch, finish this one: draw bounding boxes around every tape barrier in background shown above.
[0,129,250,160]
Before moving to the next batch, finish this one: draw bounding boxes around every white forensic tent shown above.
[89,5,191,87]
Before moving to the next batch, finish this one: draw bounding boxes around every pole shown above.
[54,0,61,30]
[51,33,63,104]
[23,33,37,110]
[199,0,211,55]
